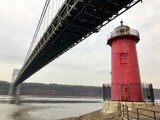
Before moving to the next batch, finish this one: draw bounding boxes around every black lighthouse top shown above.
[107,21,140,46]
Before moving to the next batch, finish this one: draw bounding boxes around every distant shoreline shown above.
[0,80,102,97]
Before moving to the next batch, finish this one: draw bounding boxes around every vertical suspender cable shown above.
[23,0,51,65]
[23,0,65,66]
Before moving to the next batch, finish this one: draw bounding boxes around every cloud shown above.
[0,0,45,63]
[1,0,160,88]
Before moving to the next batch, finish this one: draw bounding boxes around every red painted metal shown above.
[107,23,143,102]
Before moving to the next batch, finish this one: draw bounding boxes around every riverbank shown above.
[60,109,119,120]
[60,105,160,120]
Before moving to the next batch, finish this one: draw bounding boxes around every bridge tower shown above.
[8,69,21,96]
[107,21,143,102]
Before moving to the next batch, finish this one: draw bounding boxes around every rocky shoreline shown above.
[60,105,160,120]
[59,109,119,120]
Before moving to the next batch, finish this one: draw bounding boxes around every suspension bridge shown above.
[13,0,142,86]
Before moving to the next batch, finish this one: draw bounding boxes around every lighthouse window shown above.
[121,55,125,60]
[119,52,128,64]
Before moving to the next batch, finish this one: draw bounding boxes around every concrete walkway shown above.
[127,105,160,120]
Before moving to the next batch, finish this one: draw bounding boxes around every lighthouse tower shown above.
[107,21,143,102]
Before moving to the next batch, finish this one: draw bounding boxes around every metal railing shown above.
[103,83,154,102]
[120,104,160,120]
[107,28,139,40]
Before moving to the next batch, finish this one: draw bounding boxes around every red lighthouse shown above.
[107,21,143,102]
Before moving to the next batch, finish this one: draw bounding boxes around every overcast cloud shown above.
[0,0,160,88]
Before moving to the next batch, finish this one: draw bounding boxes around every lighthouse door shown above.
[121,84,130,101]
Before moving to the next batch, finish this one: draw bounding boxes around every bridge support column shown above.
[8,69,21,96]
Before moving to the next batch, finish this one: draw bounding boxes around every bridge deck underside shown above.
[14,0,141,86]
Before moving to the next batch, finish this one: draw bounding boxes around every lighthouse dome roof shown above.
[107,21,140,45]
[114,21,130,36]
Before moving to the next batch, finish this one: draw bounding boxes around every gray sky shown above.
[0,0,160,88]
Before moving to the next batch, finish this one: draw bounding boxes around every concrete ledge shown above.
[103,101,154,113]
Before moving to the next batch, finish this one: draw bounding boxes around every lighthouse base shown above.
[103,101,154,114]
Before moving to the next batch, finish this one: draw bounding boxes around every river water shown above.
[0,95,102,120]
